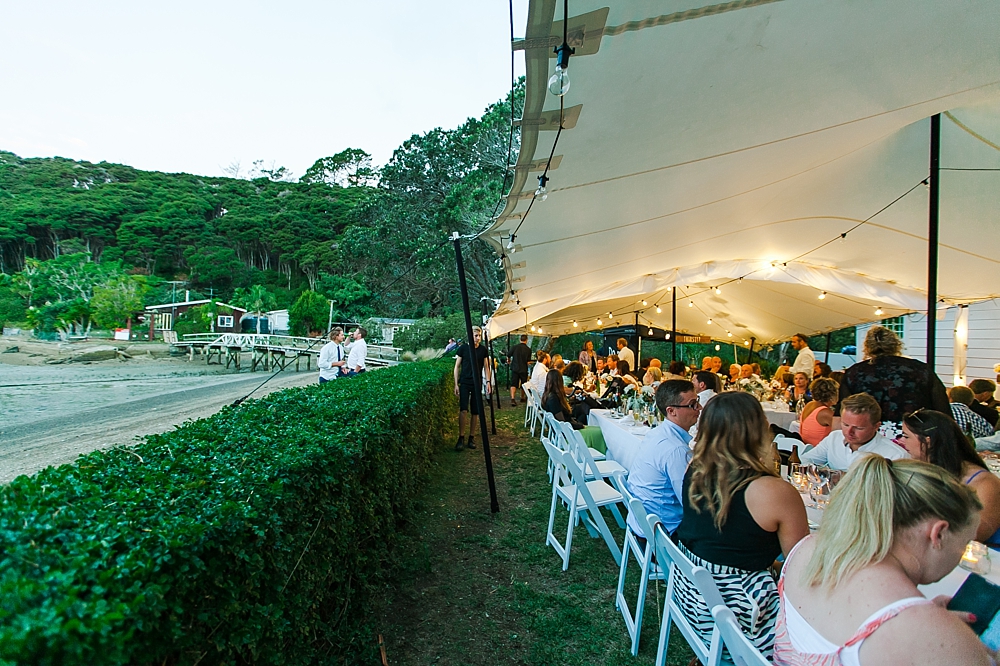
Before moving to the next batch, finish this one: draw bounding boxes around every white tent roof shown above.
[485,0,1000,345]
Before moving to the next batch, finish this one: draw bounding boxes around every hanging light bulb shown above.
[530,325,536,332]
[715,344,721,351]
[666,286,672,292]
[665,333,671,340]
[572,320,578,327]
[535,174,549,201]
[707,318,713,325]
[506,234,515,250]
[714,287,722,295]
[875,307,884,316]
[547,42,574,97]
[648,328,654,335]
[656,305,662,314]
[597,318,603,325]
[641,300,648,306]
[537,327,543,333]
[737,277,743,284]
[608,311,613,317]
[744,340,751,346]
[727,331,733,338]
[688,301,694,308]
[839,233,847,243]
[818,291,827,300]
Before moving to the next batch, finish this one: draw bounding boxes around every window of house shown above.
[217,315,234,328]
[880,315,904,339]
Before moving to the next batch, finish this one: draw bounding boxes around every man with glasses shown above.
[799,393,907,470]
[625,379,701,540]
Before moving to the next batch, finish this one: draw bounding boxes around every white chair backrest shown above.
[653,521,725,611]
[711,605,770,666]
[540,437,571,486]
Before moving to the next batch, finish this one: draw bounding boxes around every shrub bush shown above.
[0,360,455,665]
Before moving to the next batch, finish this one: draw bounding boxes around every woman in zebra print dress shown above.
[674,392,810,658]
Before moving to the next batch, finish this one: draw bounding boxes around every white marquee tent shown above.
[485,0,1000,349]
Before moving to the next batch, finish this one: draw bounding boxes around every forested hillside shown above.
[0,82,522,333]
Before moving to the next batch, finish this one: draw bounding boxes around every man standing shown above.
[507,334,532,407]
[345,326,368,377]
[800,393,907,470]
[454,326,492,451]
[616,337,635,374]
[626,380,700,538]
[317,327,346,383]
[789,333,815,377]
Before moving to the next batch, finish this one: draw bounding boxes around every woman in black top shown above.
[673,392,808,659]
[541,369,586,429]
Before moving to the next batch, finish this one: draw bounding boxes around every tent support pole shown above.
[634,311,640,368]
[926,113,941,386]
[671,289,677,361]
[506,332,512,393]
[451,232,499,513]
[749,337,756,363]
[824,332,831,364]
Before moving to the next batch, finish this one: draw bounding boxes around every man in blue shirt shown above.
[626,379,700,538]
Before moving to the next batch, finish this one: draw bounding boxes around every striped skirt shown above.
[673,543,780,659]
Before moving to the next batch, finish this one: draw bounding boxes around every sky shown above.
[0,1,528,178]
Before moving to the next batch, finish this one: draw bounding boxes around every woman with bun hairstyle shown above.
[773,456,990,665]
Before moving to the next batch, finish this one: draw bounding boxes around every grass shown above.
[375,403,696,665]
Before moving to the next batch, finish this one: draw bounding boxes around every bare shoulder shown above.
[970,468,1000,495]
[862,601,994,665]
[746,475,803,503]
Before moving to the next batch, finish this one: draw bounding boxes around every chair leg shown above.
[563,494,579,571]
[655,575,674,666]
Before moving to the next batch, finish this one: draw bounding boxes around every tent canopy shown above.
[485,0,1000,345]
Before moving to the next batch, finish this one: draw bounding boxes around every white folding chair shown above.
[522,385,537,429]
[541,438,623,570]
[529,388,547,437]
[651,520,725,666]
[711,605,770,666]
[556,421,626,529]
[613,491,667,655]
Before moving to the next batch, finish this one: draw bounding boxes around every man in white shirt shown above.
[317,327,347,383]
[800,393,908,470]
[789,333,816,378]
[626,379,699,539]
[692,370,720,407]
[344,326,368,376]
[528,350,550,395]
[616,338,635,374]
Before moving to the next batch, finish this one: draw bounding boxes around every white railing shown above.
[179,333,401,363]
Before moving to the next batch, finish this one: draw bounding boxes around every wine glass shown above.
[807,465,831,509]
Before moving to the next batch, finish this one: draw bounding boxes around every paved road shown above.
[0,371,316,483]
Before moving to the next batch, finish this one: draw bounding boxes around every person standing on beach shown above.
[508,334,531,407]
[454,326,492,451]
[317,327,347,383]
[345,327,368,376]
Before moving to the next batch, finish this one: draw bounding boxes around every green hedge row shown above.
[0,360,455,665]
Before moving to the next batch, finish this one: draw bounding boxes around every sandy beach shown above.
[0,336,317,483]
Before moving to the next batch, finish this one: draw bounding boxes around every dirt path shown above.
[0,370,316,483]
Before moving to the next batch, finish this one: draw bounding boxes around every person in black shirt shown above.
[453,326,492,451]
[507,333,532,407]
[541,369,586,429]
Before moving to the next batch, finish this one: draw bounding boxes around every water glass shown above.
[960,541,992,575]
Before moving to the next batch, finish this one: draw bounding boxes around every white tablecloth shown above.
[589,409,651,472]
[762,403,798,431]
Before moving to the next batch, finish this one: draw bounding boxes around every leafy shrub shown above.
[173,304,213,336]
[0,361,455,664]
[392,313,468,352]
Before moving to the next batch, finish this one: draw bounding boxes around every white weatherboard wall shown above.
[857,300,1000,394]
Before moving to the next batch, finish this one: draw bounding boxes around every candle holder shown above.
[961,541,992,575]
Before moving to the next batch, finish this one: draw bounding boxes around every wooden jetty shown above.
[169,333,401,372]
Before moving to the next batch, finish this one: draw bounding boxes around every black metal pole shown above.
[824,332,832,364]
[671,289,677,361]
[748,337,757,362]
[451,233,499,513]
[927,113,941,383]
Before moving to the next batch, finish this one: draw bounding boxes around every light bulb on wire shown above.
[688,301,694,308]
[547,43,575,97]
[530,325,535,332]
[707,318,713,325]
[656,305,662,314]
[535,174,549,201]
[572,320,578,328]
[875,307,884,316]
[715,344,721,351]
[641,300,647,306]
[727,331,733,338]
[818,291,827,300]
[648,328,654,335]
[537,327,543,333]
[597,318,603,325]
[744,340,751,347]
[714,287,722,295]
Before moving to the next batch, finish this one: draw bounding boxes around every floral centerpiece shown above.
[736,374,769,400]
[623,384,656,413]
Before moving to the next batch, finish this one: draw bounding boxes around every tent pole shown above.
[927,113,941,385]
[824,332,831,364]
[506,332,512,394]
[450,232,499,513]
[749,337,756,363]
[634,311,640,368]
[671,289,677,361]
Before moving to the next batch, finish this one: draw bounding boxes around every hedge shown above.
[0,360,455,665]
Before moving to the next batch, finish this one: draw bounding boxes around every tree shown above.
[232,284,277,334]
[288,290,330,337]
[301,149,374,187]
[90,274,148,329]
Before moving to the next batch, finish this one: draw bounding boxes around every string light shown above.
[572,320,578,327]
[547,0,575,97]
[744,340,751,346]
[666,286,672,292]
[597,318,603,325]
[715,344,721,351]
[707,318,713,325]
[727,331,733,337]
[535,174,549,201]
[875,307,884,316]
[641,300,647,306]
[818,291,827,300]
[648,328,653,335]
[665,333,671,340]
[656,305,662,314]
[714,287,722,295]
[506,235,515,250]
[688,301,694,308]
[537,327,543,333]
[530,325,536,331]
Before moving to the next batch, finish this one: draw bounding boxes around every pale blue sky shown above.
[0,1,527,178]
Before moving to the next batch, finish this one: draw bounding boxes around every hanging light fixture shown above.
[875,307,884,316]
[707,318,713,325]
[530,325,536,332]
[597,318,603,325]
[547,0,575,97]
[506,235,515,250]
[727,331,733,337]
[655,305,662,314]
[714,287,722,295]
[688,301,694,308]
[665,333,671,340]
[818,291,827,300]
[535,174,549,201]
[641,300,648,306]
[537,327,543,333]
[572,320,578,327]
[715,344,721,351]
[648,327,654,335]
[744,340,751,346]
[666,286,672,292]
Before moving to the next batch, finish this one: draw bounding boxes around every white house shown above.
[856,299,1000,395]
[366,318,416,345]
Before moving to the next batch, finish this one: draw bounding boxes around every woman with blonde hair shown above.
[643,365,662,386]
[674,392,809,658]
[839,325,950,438]
[774,456,990,665]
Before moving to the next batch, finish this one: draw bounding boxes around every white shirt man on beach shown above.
[789,333,816,377]
[345,327,368,376]
[317,327,347,383]
[800,393,908,471]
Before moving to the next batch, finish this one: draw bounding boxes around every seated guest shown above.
[728,363,741,387]
[711,356,723,375]
[784,372,811,406]
[676,392,809,659]
[948,386,994,438]
[772,364,791,382]
[616,360,641,388]
[701,356,713,371]
[638,356,652,374]
[563,360,600,415]
[896,408,1000,546]
[828,370,845,386]
[606,354,619,376]
[800,393,908,470]
[969,378,999,427]
[595,355,607,376]
[751,362,762,377]
[643,366,663,387]
[541,369,585,429]
[774,456,990,666]
[692,370,719,407]
[667,360,688,380]
[813,361,832,379]
[549,353,563,370]
[777,372,794,392]
[625,380,698,538]
[798,378,840,446]
[740,364,756,380]
[528,350,549,395]
[649,358,663,370]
